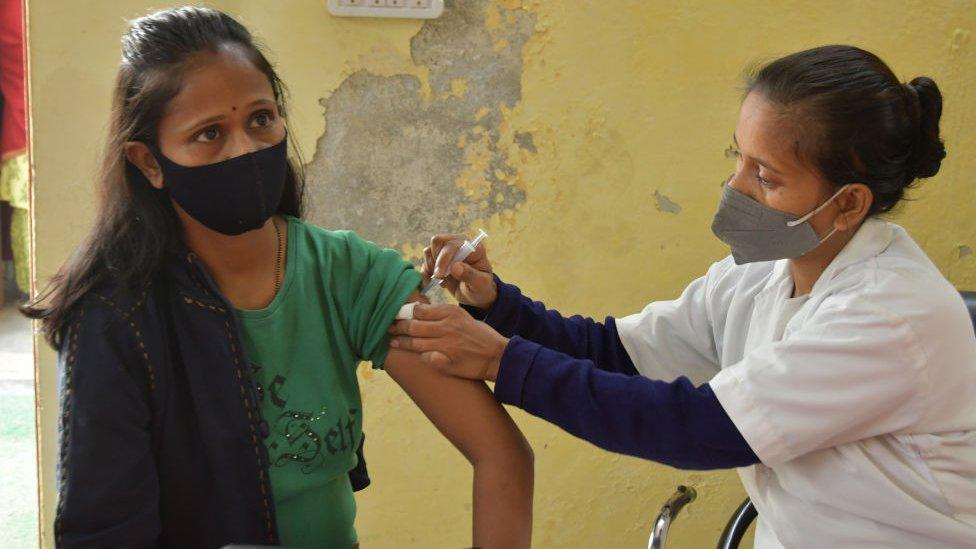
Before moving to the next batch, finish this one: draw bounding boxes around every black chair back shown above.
[961,291,976,332]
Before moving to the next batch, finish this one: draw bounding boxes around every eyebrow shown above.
[733,132,784,175]
[182,98,277,133]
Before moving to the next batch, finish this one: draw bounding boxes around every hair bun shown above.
[907,77,946,179]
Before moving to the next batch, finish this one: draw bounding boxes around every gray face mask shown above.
[710,183,850,264]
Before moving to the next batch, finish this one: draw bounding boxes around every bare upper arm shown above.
[383,292,529,464]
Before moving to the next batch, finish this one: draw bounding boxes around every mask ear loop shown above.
[785,184,851,227]
[816,226,840,244]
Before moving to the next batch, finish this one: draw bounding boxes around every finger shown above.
[422,246,435,278]
[387,318,441,338]
[389,335,438,352]
[411,303,456,321]
[428,234,466,271]
[430,233,468,249]
[388,320,404,335]
[433,242,463,279]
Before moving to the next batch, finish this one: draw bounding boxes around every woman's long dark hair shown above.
[23,6,306,348]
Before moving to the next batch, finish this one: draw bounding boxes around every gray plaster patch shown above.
[653,190,682,214]
[514,131,536,153]
[306,0,535,248]
[960,245,973,259]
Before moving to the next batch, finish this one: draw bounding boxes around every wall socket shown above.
[327,0,444,19]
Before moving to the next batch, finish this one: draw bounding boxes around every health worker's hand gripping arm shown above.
[389,304,759,470]
[390,303,509,381]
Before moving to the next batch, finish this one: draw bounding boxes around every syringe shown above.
[421,229,488,296]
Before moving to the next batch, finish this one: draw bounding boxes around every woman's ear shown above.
[124,142,164,190]
[834,183,873,231]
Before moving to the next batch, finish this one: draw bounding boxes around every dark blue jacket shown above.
[55,247,369,548]
[468,275,758,470]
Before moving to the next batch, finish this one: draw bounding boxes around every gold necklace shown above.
[272,217,283,294]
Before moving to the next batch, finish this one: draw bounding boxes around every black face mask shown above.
[149,135,288,235]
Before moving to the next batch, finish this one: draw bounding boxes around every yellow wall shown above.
[27,0,976,547]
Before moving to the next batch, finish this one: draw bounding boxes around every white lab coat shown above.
[616,218,976,547]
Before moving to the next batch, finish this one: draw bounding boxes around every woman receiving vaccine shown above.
[27,7,532,548]
[390,45,976,547]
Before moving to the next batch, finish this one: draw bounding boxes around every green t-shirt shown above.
[236,216,421,548]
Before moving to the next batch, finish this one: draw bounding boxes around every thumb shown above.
[452,262,490,286]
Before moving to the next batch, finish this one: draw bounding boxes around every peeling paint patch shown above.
[514,131,536,153]
[653,190,682,214]
[960,245,973,259]
[307,0,535,250]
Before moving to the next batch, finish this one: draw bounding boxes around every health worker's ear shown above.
[832,183,873,231]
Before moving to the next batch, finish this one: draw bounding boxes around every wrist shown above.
[486,336,509,382]
[486,278,499,309]
[475,278,499,311]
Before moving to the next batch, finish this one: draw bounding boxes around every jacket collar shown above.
[163,244,230,309]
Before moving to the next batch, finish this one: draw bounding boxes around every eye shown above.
[755,171,774,189]
[194,126,221,143]
[250,110,275,129]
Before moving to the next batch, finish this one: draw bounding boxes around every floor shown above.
[0,262,39,548]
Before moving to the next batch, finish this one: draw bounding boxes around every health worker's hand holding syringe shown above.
[421,229,498,310]
[390,229,509,379]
